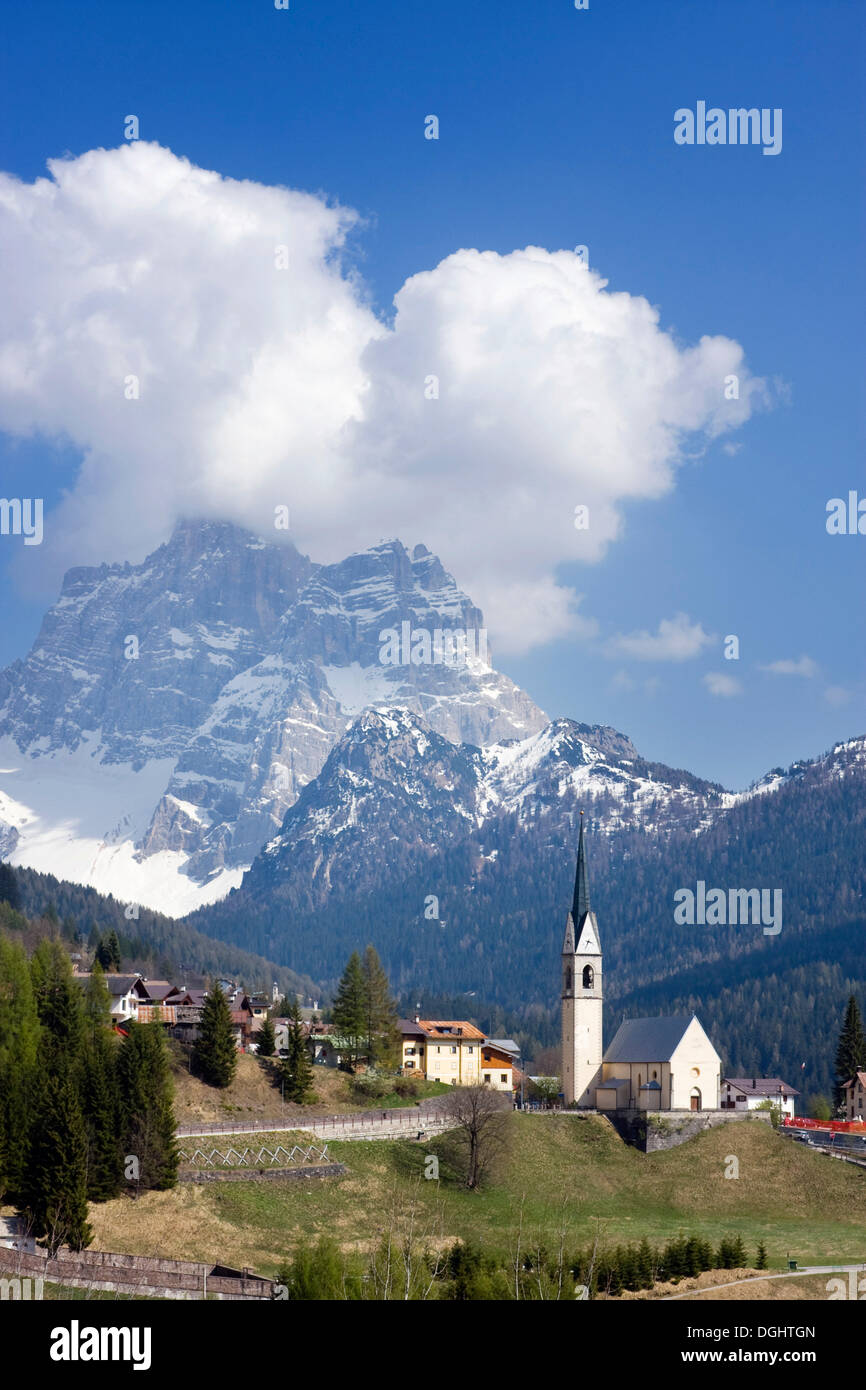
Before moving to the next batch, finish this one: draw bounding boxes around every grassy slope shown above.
[89,1114,866,1281]
[169,1047,450,1127]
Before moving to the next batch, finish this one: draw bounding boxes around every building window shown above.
[565,966,572,991]
[582,965,594,989]
[483,1073,491,1083]
[450,1046,457,1054]
[500,1074,507,1084]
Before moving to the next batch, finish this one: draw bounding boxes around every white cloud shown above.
[606,612,714,662]
[0,143,768,654]
[759,656,819,678]
[703,672,743,697]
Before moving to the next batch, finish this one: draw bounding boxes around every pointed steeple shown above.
[561,911,575,956]
[572,811,591,921]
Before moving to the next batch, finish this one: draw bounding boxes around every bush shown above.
[349,1074,391,1102]
[393,1074,423,1099]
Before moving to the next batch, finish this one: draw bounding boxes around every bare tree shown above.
[443,1084,510,1190]
[365,1180,446,1300]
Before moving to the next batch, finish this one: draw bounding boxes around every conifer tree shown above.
[20,1062,92,1253]
[0,936,40,1200]
[331,952,366,1070]
[257,1015,277,1057]
[78,1025,123,1202]
[95,930,121,972]
[756,1242,768,1270]
[635,1237,655,1289]
[194,980,238,1088]
[116,1020,178,1191]
[82,962,113,1040]
[834,995,866,1109]
[30,938,83,1070]
[0,860,21,910]
[360,944,399,1067]
[282,1001,314,1103]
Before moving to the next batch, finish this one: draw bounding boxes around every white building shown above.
[722,1076,799,1119]
[560,816,722,1112]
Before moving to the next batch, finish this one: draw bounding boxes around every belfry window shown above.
[565,966,572,991]
[582,965,594,989]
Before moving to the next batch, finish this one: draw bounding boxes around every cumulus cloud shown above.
[703,672,743,697]
[0,143,768,653]
[606,612,714,662]
[759,656,819,678]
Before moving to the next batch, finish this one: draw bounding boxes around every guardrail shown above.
[177,1106,450,1138]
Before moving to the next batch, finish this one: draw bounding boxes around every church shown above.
[561,814,722,1112]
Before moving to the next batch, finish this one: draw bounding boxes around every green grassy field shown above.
[88,1113,866,1285]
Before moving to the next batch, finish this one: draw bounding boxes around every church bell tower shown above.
[560,812,603,1106]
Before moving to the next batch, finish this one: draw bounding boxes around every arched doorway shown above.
[689,1087,702,1112]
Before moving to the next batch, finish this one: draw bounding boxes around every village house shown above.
[398,1018,513,1091]
[481,1039,518,1092]
[721,1076,799,1119]
[73,971,149,1023]
[842,1072,866,1122]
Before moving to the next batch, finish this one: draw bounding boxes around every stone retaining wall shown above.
[607,1107,773,1152]
[179,1163,347,1183]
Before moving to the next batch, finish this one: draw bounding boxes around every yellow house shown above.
[399,1018,487,1085]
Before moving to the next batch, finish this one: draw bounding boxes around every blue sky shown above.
[0,0,863,788]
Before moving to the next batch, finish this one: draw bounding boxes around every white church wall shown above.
[670,1019,721,1110]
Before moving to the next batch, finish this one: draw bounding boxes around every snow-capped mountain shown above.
[0,521,546,913]
[240,705,735,906]
[191,716,866,1056]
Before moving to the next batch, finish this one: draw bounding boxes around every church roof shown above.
[563,813,599,954]
[603,1015,697,1064]
[572,813,591,920]
[561,911,576,956]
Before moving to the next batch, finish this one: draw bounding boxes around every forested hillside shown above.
[0,863,314,998]
[189,734,866,1097]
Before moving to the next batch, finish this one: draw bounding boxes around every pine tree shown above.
[0,860,21,910]
[756,1242,768,1270]
[360,944,399,1067]
[684,1235,703,1277]
[79,1030,123,1202]
[116,1020,178,1191]
[20,1063,92,1253]
[0,936,40,1200]
[257,1016,277,1057]
[331,952,366,1070]
[82,962,113,1041]
[834,995,866,1109]
[194,980,238,1088]
[282,1009,314,1103]
[95,930,121,973]
[30,938,83,1070]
